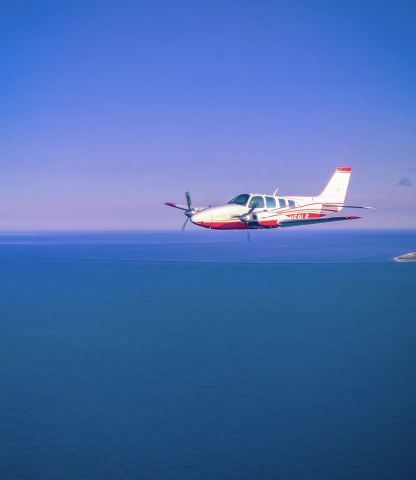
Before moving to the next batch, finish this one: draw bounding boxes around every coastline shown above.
[394,252,416,262]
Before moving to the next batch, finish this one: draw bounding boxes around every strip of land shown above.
[394,252,416,262]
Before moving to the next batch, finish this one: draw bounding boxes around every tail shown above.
[317,167,352,211]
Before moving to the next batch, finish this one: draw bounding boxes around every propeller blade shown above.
[181,217,190,230]
[185,191,192,211]
[246,229,251,242]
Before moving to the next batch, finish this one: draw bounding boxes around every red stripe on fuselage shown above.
[193,221,250,230]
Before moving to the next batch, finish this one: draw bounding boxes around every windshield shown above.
[228,194,250,206]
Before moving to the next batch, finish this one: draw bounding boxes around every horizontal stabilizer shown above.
[279,215,361,228]
[323,203,374,210]
[341,205,374,209]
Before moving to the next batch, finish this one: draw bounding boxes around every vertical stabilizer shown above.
[317,167,352,210]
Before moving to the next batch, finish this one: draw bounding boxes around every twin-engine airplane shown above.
[165,167,372,230]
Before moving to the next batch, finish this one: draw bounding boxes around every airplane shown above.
[165,167,373,230]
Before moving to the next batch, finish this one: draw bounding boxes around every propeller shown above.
[239,207,257,226]
[238,207,258,242]
[181,191,196,230]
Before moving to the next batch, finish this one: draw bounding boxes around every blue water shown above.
[1,230,415,479]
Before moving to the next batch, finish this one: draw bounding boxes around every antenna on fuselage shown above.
[273,187,279,196]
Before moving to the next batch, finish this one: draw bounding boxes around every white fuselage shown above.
[190,194,335,229]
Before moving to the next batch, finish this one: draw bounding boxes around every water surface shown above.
[1,230,415,479]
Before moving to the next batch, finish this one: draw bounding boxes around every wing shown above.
[279,215,362,227]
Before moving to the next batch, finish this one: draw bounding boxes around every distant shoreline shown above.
[394,252,416,262]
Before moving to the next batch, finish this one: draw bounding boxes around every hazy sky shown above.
[1,1,415,230]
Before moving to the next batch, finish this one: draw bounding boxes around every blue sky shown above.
[1,1,415,229]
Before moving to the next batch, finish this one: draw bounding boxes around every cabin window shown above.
[249,196,265,208]
[228,194,250,206]
[265,196,276,208]
[278,198,287,208]
[288,200,296,208]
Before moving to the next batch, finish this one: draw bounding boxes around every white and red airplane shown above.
[165,167,372,230]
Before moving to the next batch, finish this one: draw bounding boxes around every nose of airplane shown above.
[190,211,205,225]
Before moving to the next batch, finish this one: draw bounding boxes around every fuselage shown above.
[190,193,338,230]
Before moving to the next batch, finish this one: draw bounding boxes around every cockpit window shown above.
[228,194,250,206]
[249,196,265,208]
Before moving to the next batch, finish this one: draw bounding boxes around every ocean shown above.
[1,230,415,479]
